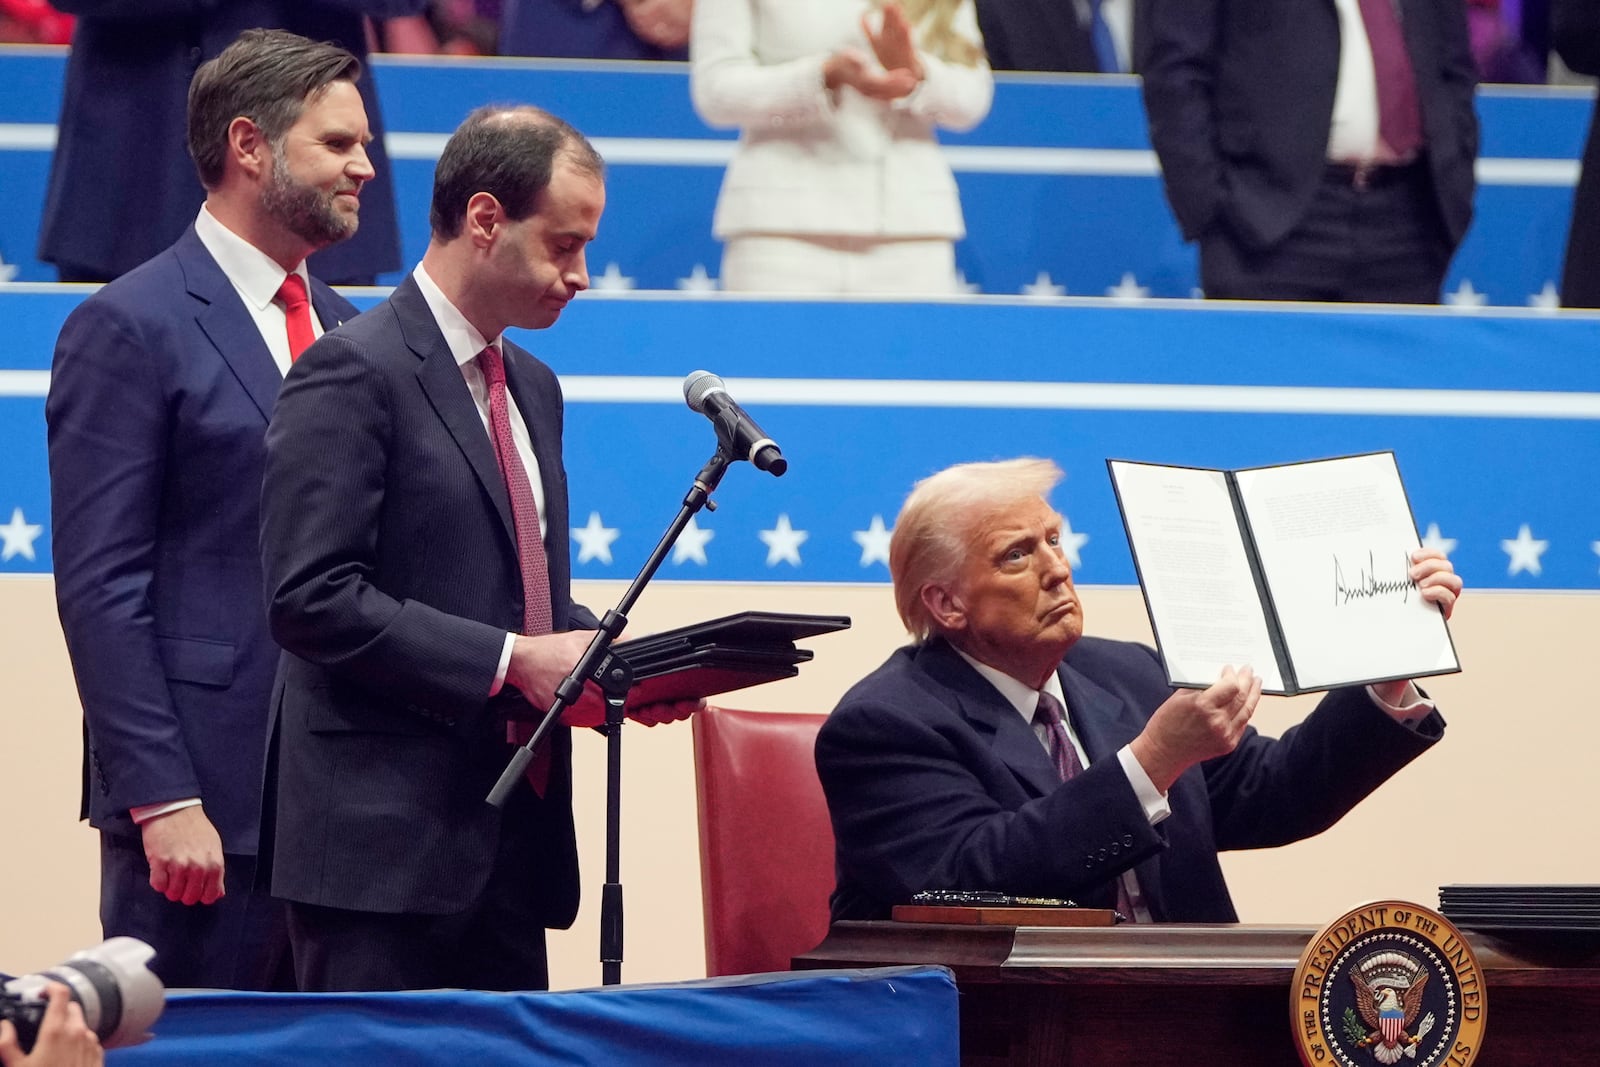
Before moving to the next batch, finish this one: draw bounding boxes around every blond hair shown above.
[888,0,985,67]
[889,458,1064,642]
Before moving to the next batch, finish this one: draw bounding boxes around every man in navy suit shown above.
[38,0,425,285]
[815,459,1462,922]
[1139,0,1479,303]
[47,30,374,989]
[260,105,688,992]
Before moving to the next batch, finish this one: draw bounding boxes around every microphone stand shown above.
[488,445,735,986]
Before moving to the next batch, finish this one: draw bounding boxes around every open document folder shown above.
[1107,452,1459,695]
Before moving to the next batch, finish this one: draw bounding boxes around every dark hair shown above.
[429,105,605,239]
[187,28,361,190]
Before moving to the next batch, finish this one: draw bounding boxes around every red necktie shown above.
[1356,0,1423,159]
[480,346,556,794]
[1034,692,1137,921]
[275,274,315,362]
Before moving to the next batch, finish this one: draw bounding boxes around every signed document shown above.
[1107,452,1459,695]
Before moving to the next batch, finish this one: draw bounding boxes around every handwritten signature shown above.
[1332,550,1415,606]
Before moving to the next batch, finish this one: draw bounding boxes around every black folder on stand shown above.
[613,611,851,709]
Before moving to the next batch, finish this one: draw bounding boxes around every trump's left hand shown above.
[1411,547,1463,620]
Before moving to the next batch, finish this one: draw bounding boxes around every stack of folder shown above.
[611,611,851,709]
[1439,884,1600,942]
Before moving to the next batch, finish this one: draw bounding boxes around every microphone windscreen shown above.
[682,370,725,413]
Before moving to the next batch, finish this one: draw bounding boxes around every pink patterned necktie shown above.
[478,346,553,636]
[1034,691,1137,921]
[480,346,555,796]
[1356,0,1422,159]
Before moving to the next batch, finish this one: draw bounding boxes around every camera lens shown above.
[2,937,164,1049]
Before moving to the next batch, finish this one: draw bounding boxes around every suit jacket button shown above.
[1097,847,1108,862]
[1122,833,1135,848]
[1110,842,1121,856]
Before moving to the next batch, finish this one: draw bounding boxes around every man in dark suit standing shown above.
[815,459,1462,922]
[1555,0,1600,307]
[1139,0,1479,302]
[47,29,373,989]
[261,106,686,992]
[38,0,425,285]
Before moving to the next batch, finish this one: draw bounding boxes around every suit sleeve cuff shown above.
[1366,681,1435,728]
[1117,745,1171,826]
[130,798,202,824]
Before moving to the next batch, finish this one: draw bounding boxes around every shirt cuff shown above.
[1117,745,1171,826]
[130,798,202,824]
[1367,681,1435,727]
[490,632,517,697]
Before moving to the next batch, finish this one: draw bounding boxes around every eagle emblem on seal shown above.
[1348,951,1436,1064]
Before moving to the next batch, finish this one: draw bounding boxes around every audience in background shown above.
[377,1,500,55]
[0,0,71,43]
[1554,0,1600,307]
[1469,0,1545,82]
[691,0,992,295]
[1141,0,1480,304]
[37,0,423,286]
[499,0,691,60]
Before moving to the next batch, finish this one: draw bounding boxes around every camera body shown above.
[1,937,164,1052]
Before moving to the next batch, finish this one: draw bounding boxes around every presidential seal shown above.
[1291,901,1487,1067]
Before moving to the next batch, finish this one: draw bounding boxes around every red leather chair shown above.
[692,705,836,977]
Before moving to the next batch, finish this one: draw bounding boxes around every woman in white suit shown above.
[691,0,993,294]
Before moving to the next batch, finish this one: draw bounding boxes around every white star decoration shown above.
[1420,522,1457,558]
[1501,524,1548,576]
[677,264,719,292]
[571,511,620,565]
[758,514,809,567]
[1529,281,1561,310]
[1106,273,1150,300]
[1021,272,1067,299]
[1060,515,1090,569]
[591,262,636,291]
[1444,279,1487,309]
[852,515,893,567]
[672,516,714,565]
[0,253,17,284]
[0,507,42,561]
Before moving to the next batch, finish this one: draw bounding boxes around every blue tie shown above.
[1089,0,1121,74]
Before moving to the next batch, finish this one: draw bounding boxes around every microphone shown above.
[682,371,788,476]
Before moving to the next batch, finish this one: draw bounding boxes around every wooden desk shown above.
[795,922,1600,1066]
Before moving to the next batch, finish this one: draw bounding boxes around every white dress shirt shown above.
[1327,0,1402,163]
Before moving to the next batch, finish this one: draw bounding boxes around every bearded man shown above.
[46,28,374,991]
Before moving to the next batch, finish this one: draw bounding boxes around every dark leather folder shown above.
[612,611,850,709]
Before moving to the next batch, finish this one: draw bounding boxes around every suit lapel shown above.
[919,641,1062,798]
[307,282,350,336]
[175,227,281,423]
[1058,658,1171,920]
[393,277,518,548]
